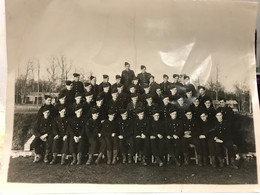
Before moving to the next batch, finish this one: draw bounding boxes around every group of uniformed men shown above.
[32,62,238,169]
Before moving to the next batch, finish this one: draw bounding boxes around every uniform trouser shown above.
[88,136,101,155]
[69,137,85,154]
[32,136,53,155]
[166,138,182,157]
[100,136,118,153]
[206,138,216,156]
[52,137,69,154]
[135,137,150,156]
[119,136,135,155]
[150,138,165,157]
[182,137,202,155]
[215,139,235,158]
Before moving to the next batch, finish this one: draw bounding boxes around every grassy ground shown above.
[7,157,257,184]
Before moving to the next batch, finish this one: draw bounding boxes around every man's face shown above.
[59,97,66,105]
[117,86,123,93]
[216,113,223,121]
[185,112,192,120]
[144,87,150,94]
[163,77,168,82]
[125,64,130,70]
[137,112,144,120]
[156,89,162,96]
[131,96,138,103]
[170,88,177,95]
[43,110,50,118]
[200,113,208,122]
[66,84,73,90]
[112,92,118,100]
[184,78,190,85]
[91,78,96,85]
[45,98,52,105]
[193,99,200,107]
[129,87,136,94]
[116,78,121,84]
[103,86,110,93]
[162,97,169,105]
[103,78,109,83]
[85,95,93,102]
[141,68,146,73]
[199,88,206,96]
[173,76,179,83]
[153,113,160,121]
[75,108,82,117]
[92,113,99,120]
[186,91,192,98]
[108,114,115,121]
[59,109,66,117]
[177,97,184,106]
[170,112,177,120]
[149,77,154,83]
[85,85,92,92]
[74,76,80,82]
[121,112,128,120]
[205,100,211,108]
[146,97,153,105]
[219,100,226,107]
[133,80,138,85]
[75,96,82,103]
[96,100,103,107]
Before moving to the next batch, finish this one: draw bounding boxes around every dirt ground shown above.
[7,156,257,184]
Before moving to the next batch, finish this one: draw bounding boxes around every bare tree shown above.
[47,57,59,93]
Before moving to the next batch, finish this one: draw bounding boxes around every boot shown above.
[76,152,82,165]
[172,155,181,167]
[71,153,77,165]
[142,156,148,166]
[33,154,42,163]
[197,155,202,166]
[86,154,94,165]
[95,153,103,164]
[128,154,133,164]
[217,156,224,167]
[107,151,112,165]
[122,153,127,164]
[203,156,208,166]
[211,156,216,168]
[112,150,118,165]
[138,152,142,162]
[43,150,49,163]
[49,153,57,165]
[61,154,66,165]
[230,157,239,169]
[156,156,164,167]
[184,153,189,166]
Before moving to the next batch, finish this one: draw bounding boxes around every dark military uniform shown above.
[153,93,163,106]
[160,103,174,122]
[117,91,128,109]
[68,102,83,117]
[37,104,56,121]
[190,103,203,120]
[205,107,217,123]
[184,83,197,97]
[98,82,112,93]
[126,101,143,120]
[98,91,112,111]
[72,81,84,94]
[32,117,53,155]
[91,84,99,101]
[121,69,135,89]
[93,105,108,122]
[160,81,171,95]
[82,101,96,120]
[137,72,151,86]
[107,99,123,120]
[216,106,234,122]
[144,103,159,120]
[198,94,211,106]
[176,103,189,120]
[52,116,69,154]
[149,81,160,96]
[60,88,75,106]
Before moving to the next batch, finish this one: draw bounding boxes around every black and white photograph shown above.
[1,0,260,193]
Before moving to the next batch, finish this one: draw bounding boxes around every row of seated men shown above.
[32,79,238,169]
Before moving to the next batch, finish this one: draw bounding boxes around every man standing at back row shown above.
[72,73,84,94]
[121,62,135,90]
[137,65,151,86]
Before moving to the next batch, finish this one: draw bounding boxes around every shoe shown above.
[197,155,202,166]
[230,157,239,169]
[71,153,77,165]
[95,153,103,164]
[33,154,42,163]
[61,154,66,165]
[112,150,118,165]
[76,153,82,165]
[49,153,57,165]
[86,154,93,165]
[122,154,127,164]
[107,151,112,165]
[217,156,224,168]
[128,155,133,164]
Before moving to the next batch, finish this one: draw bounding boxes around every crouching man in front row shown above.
[67,104,87,165]
[50,105,69,165]
[32,107,53,163]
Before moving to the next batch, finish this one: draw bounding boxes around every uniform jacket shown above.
[101,119,118,136]
[199,120,216,139]
[137,72,151,86]
[72,81,84,94]
[52,116,69,137]
[60,88,76,106]
[85,118,101,138]
[67,116,86,137]
[121,69,135,88]
[134,118,150,137]
[118,118,134,138]
[160,81,171,95]
[215,120,232,141]
[216,106,234,122]
[183,118,201,138]
[166,118,184,137]
[34,117,53,137]
[150,120,165,137]
[127,101,143,120]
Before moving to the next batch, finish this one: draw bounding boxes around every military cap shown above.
[84,91,93,97]
[143,83,149,89]
[145,94,153,99]
[152,109,160,115]
[58,93,66,99]
[96,95,103,101]
[42,106,50,112]
[108,109,115,115]
[169,84,177,90]
[111,88,118,94]
[218,97,226,102]
[185,108,192,114]
[103,74,109,79]
[128,84,136,89]
[136,107,144,114]
[115,75,121,79]
[130,93,138,98]
[75,92,82,98]
[193,97,200,102]
[74,104,83,111]
[204,97,212,102]
[140,65,146,70]
[173,74,179,78]
[163,74,169,78]
[199,108,208,116]
[120,109,127,115]
[176,94,183,100]
[73,73,80,77]
[169,107,177,114]
[185,86,192,93]
[57,104,66,112]
[44,95,52,100]
[184,75,190,80]
[65,80,72,85]
[198,85,206,90]
[103,83,110,88]
[90,76,95,80]
[148,75,154,80]
[162,94,170,99]
[84,82,91,87]
[124,62,130,66]
[117,83,123,88]
[91,107,99,114]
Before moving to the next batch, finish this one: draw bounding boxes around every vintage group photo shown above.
[2,0,259,189]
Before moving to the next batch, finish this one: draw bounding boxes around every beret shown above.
[73,73,80,77]
[115,75,121,79]
[141,65,146,69]
[65,80,72,85]
[103,74,109,79]
[58,93,65,99]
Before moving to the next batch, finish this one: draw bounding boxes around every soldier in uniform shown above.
[160,95,174,124]
[183,75,197,97]
[184,87,196,106]
[153,86,163,106]
[98,83,112,111]
[144,94,159,120]
[111,75,122,90]
[85,108,103,165]
[176,95,189,120]
[67,104,87,165]
[182,109,203,166]
[100,109,119,165]
[216,97,234,122]
[160,74,171,95]
[132,76,143,94]
[198,85,211,106]
[189,97,203,121]
[121,62,135,90]
[126,93,143,120]
[172,74,185,95]
[50,105,69,165]
[169,85,179,105]
[68,92,83,117]
[54,93,67,117]
[93,95,107,122]
[204,98,217,123]
[90,76,99,101]
[148,75,160,96]
[72,73,84,94]
[140,84,151,106]
[117,83,128,109]
[32,107,53,163]
[150,110,165,167]
[37,95,55,121]
[82,92,96,120]
[198,109,217,167]
[98,74,112,93]
[166,107,183,166]
[134,107,150,166]
[84,82,92,94]
[137,65,151,86]
[107,88,122,120]
[118,109,135,164]
[214,111,238,169]
[60,80,75,106]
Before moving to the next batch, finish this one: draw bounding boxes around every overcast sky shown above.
[5,0,258,91]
